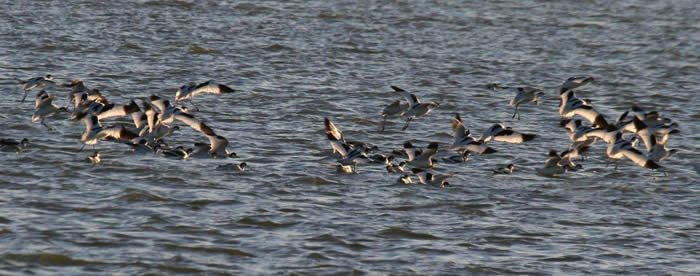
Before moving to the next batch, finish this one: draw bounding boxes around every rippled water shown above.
[1,0,699,274]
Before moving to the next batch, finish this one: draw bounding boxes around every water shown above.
[1,0,698,274]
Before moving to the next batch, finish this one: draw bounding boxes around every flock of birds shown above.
[1,75,681,183]
[323,76,680,187]
[1,74,247,171]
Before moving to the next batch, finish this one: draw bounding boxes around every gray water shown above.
[1,0,699,274]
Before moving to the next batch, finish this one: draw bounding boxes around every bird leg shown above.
[19,90,28,102]
[402,118,412,131]
[512,105,519,120]
[78,144,86,152]
[41,119,55,131]
[380,116,387,132]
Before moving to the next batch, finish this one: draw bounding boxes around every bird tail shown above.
[522,134,536,142]
[644,160,661,170]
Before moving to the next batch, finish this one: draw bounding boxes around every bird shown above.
[0,138,29,152]
[324,117,349,157]
[403,141,439,168]
[87,151,102,164]
[175,80,235,111]
[80,115,139,151]
[479,123,536,144]
[206,135,237,158]
[156,145,193,160]
[558,76,594,94]
[626,105,673,128]
[217,162,248,172]
[411,168,454,188]
[171,110,217,136]
[390,85,439,130]
[123,139,158,154]
[380,100,409,131]
[95,100,141,121]
[493,164,516,175]
[509,87,544,120]
[150,95,191,126]
[61,79,100,108]
[648,143,677,162]
[582,125,620,145]
[559,91,608,128]
[32,90,69,131]
[536,150,573,176]
[17,74,57,102]
[337,147,370,172]
[397,174,413,184]
[606,132,661,170]
[334,164,356,174]
[386,161,407,173]
[561,142,591,162]
[450,113,497,156]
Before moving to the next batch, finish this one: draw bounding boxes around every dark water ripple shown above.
[1,0,699,274]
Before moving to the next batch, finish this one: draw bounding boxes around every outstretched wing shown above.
[174,112,216,136]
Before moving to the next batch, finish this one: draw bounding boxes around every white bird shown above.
[606,132,661,170]
[561,142,591,163]
[206,135,237,158]
[141,101,159,134]
[386,161,407,173]
[403,141,439,168]
[156,145,193,160]
[509,87,543,120]
[558,76,594,94]
[175,80,235,111]
[95,100,141,121]
[648,143,677,162]
[411,168,454,188]
[61,79,99,108]
[87,151,102,164]
[626,105,673,128]
[337,147,370,172]
[479,123,536,144]
[493,164,516,175]
[217,162,248,172]
[123,139,158,154]
[0,138,29,152]
[335,164,355,174]
[397,174,413,184]
[391,85,439,130]
[324,117,349,157]
[380,100,409,131]
[80,115,139,151]
[172,111,217,136]
[559,91,609,128]
[17,74,56,102]
[32,90,68,131]
[450,113,497,157]
[150,95,190,126]
[536,150,576,176]
[582,125,620,145]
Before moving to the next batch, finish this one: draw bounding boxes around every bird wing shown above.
[206,135,229,154]
[190,81,234,97]
[149,95,167,114]
[620,148,652,168]
[324,117,343,141]
[451,114,467,140]
[174,112,216,136]
[96,126,138,141]
[97,101,138,121]
[391,85,419,107]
